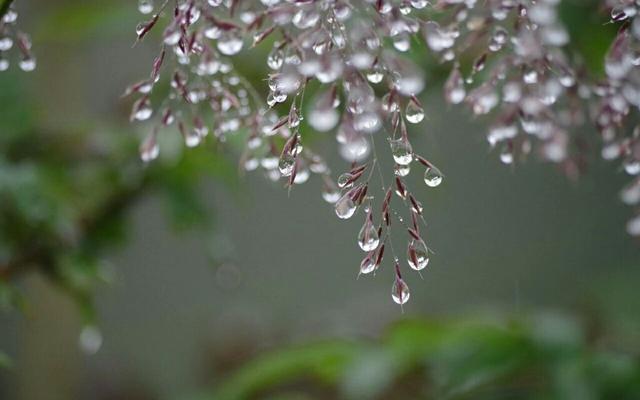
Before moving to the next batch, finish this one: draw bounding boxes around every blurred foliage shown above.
[193,314,640,400]
[0,65,237,321]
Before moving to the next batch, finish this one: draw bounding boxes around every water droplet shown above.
[163,29,181,46]
[217,31,244,55]
[444,66,466,104]
[335,193,357,219]
[339,136,370,162]
[357,219,380,251]
[18,57,36,72]
[322,184,341,203]
[627,214,640,235]
[360,253,376,274]
[132,98,153,121]
[79,326,103,355]
[424,166,443,187]
[390,138,413,165]
[407,239,429,270]
[138,0,154,14]
[392,277,410,305]
[338,173,354,189]
[393,33,411,52]
[140,132,159,162]
[394,163,411,177]
[410,0,429,9]
[288,106,301,128]
[2,9,17,24]
[405,100,424,124]
[0,37,13,51]
[267,46,284,70]
[308,107,339,132]
[499,145,514,164]
[185,128,202,147]
[353,112,381,133]
[366,64,384,84]
[278,152,296,176]
[624,158,640,175]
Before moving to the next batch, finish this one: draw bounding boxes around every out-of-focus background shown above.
[1,1,639,399]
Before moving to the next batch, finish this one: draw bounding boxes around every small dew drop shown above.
[217,31,244,55]
[18,58,36,72]
[278,153,296,176]
[357,220,380,251]
[407,239,429,271]
[79,326,103,355]
[335,193,357,219]
[138,0,154,14]
[140,132,159,162]
[360,254,377,274]
[405,100,425,124]
[389,138,413,165]
[392,278,410,305]
[322,185,341,203]
[394,163,411,177]
[424,166,443,187]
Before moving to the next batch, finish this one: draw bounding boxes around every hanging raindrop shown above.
[357,217,380,251]
[390,137,413,165]
[405,99,425,124]
[392,265,410,305]
[335,192,357,219]
[424,166,443,187]
[407,239,429,271]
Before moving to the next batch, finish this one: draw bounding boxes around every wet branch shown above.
[0,179,150,283]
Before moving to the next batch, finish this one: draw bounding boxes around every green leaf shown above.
[0,351,12,369]
[211,341,360,400]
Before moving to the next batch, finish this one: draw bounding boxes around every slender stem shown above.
[0,0,14,20]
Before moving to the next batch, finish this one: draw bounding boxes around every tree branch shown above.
[0,178,150,283]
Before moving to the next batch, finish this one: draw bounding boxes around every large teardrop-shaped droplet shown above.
[335,193,357,219]
[423,166,443,187]
[391,277,410,305]
[357,219,379,251]
[389,138,413,165]
[407,239,429,271]
[405,99,424,124]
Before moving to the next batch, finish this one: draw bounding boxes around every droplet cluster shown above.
[0,4,35,72]
[127,0,640,306]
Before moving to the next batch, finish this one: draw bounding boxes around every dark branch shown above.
[0,178,150,283]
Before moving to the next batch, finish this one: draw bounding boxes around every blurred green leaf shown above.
[36,2,138,43]
[0,351,11,369]
[197,314,640,400]
[211,341,360,400]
